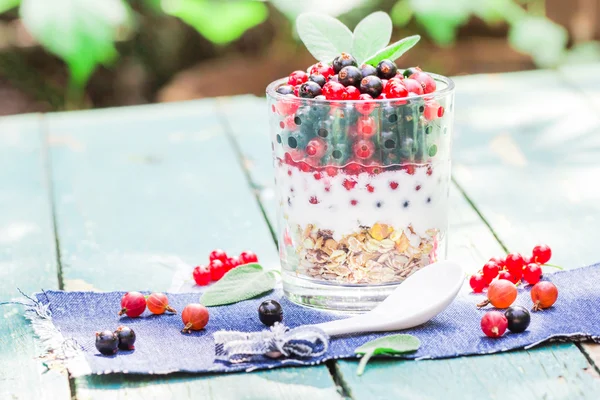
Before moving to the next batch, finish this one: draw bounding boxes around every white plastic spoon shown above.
[312,260,464,336]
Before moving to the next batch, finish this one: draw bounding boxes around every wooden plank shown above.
[0,115,71,399]
[217,94,600,399]
[44,101,340,399]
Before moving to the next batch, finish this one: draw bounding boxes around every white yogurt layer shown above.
[275,161,450,240]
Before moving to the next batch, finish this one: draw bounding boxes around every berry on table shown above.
[115,326,136,350]
[118,291,146,318]
[482,261,500,284]
[497,269,517,283]
[360,63,377,77]
[209,259,226,281]
[376,59,398,79]
[531,281,558,311]
[299,81,322,98]
[193,265,211,286]
[258,299,283,326]
[147,292,177,315]
[477,279,517,309]
[276,85,295,95]
[209,249,228,263]
[338,66,362,87]
[360,76,383,98]
[226,256,241,271]
[310,62,335,79]
[95,330,119,355]
[505,253,525,278]
[504,306,530,333]
[532,244,552,264]
[308,74,327,87]
[239,250,259,264]
[288,70,308,86]
[469,273,486,293]
[181,304,209,333]
[481,311,508,338]
[332,52,358,73]
[489,256,505,268]
[523,263,542,285]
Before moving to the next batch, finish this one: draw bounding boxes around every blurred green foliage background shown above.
[0,0,599,114]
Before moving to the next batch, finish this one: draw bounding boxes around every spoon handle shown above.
[313,315,375,337]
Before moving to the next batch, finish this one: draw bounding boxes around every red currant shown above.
[353,139,375,159]
[389,181,399,190]
[309,62,334,79]
[498,270,512,281]
[409,71,436,94]
[402,78,424,95]
[505,253,525,276]
[309,196,319,204]
[489,256,505,268]
[344,163,363,176]
[343,179,357,190]
[481,311,508,338]
[193,265,211,286]
[306,138,326,158]
[322,81,345,100]
[276,96,300,116]
[209,259,226,281]
[424,101,441,120]
[357,116,376,138]
[482,261,500,284]
[288,70,308,86]
[343,86,360,100]
[523,263,542,285]
[325,166,338,177]
[469,273,486,293]
[239,250,258,264]
[384,81,409,99]
[366,184,375,193]
[284,115,298,130]
[365,163,383,175]
[532,244,552,264]
[226,256,241,271]
[356,94,376,115]
[209,249,228,263]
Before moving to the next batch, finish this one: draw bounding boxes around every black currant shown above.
[95,330,119,355]
[332,52,358,73]
[504,306,531,333]
[377,59,398,79]
[360,64,377,78]
[338,66,362,87]
[299,81,322,98]
[258,300,283,326]
[276,84,294,95]
[403,67,421,78]
[308,74,327,87]
[115,326,136,350]
[359,75,383,98]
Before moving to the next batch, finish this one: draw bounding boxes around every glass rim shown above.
[266,72,455,103]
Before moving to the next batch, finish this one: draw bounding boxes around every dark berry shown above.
[276,84,295,95]
[115,326,136,350]
[504,306,531,333]
[299,81,322,98]
[403,67,421,78]
[329,74,340,83]
[360,75,383,98]
[95,330,119,355]
[308,74,327,87]
[360,64,378,77]
[258,300,283,327]
[376,59,398,79]
[332,52,358,73]
[338,66,362,87]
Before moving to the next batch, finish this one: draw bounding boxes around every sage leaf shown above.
[200,263,277,306]
[363,35,421,66]
[355,334,420,376]
[296,12,353,62]
[352,11,392,65]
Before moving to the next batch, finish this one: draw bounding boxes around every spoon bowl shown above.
[312,260,464,336]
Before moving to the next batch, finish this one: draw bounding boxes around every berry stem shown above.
[166,305,177,313]
[542,263,563,270]
[182,322,194,334]
[476,299,490,309]
[118,308,127,316]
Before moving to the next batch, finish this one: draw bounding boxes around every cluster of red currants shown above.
[469,244,552,293]
[193,249,259,286]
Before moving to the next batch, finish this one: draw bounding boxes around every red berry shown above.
[322,81,345,100]
[288,70,308,86]
[193,265,211,286]
[385,81,409,99]
[276,96,300,116]
[523,263,542,285]
[209,259,226,281]
[298,161,313,172]
[424,101,441,120]
[505,253,525,276]
[532,244,552,264]
[366,184,375,193]
[209,249,228,263]
[343,86,360,100]
[489,256,505,268]
[409,71,436,94]
[306,138,326,158]
[531,281,558,311]
[293,85,300,97]
[147,292,176,315]
[389,181,399,190]
[498,270,513,281]
[350,199,358,206]
[343,179,357,190]
[181,304,209,333]
[365,163,383,175]
[481,311,508,338]
[353,139,375,159]
[478,279,517,309]
[310,62,334,79]
[469,273,486,293]
[357,116,376,138]
[344,163,362,176]
[356,94,376,115]
[325,166,338,177]
[309,196,319,204]
[226,256,241,271]
[313,171,322,180]
[482,261,500,284]
[438,106,445,118]
[284,114,298,130]
[239,251,258,265]
[402,78,424,95]
[118,292,146,318]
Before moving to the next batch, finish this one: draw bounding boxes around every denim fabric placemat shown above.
[31,264,600,376]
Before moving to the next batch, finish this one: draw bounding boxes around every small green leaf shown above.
[200,263,277,306]
[355,334,420,376]
[296,12,353,62]
[352,12,392,65]
[162,0,268,45]
[363,35,420,66]
[0,0,19,13]
[508,16,568,68]
[390,0,414,27]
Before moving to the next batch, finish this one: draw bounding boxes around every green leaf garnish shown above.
[296,12,353,62]
[200,263,277,307]
[351,11,392,65]
[355,334,420,376]
[363,35,421,66]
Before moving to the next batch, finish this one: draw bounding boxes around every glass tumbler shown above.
[267,75,455,311]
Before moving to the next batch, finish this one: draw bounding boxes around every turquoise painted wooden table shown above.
[2,66,600,399]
